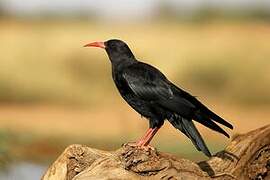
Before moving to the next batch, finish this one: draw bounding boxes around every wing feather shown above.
[122,63,196,118]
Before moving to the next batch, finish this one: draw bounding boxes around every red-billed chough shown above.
[84,39,233,157]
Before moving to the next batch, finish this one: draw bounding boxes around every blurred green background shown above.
[0,0,270,179]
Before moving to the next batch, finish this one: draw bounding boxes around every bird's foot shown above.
[139,145,156,151]
[122,142,137,147]
[122,142,156,151]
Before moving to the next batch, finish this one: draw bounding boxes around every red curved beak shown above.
[84,41,105,49]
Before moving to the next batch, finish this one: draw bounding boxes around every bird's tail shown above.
[193,109,232,138]
[169,114,211,157]
[195,101,233,130]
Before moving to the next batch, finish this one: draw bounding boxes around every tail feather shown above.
[171,84,233,129]
[169,115,211,157]
[194,112,230,138]
[200,107,233,129]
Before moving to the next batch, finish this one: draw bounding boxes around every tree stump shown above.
[42,125,270,180]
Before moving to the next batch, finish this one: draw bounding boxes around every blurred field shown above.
[0,101,269,162]
[1,19,270,105]
[0,19,270,164]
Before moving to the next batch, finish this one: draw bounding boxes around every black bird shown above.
[84,39,233,157]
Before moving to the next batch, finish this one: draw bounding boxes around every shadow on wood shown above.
[42,125,270,180]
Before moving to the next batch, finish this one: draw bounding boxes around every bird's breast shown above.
[112,72,131,97]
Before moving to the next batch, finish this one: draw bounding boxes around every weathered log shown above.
[42,125,270,180]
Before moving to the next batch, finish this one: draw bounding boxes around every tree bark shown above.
[42,125,270,180]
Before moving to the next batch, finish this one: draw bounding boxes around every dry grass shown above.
[0,19,270,105]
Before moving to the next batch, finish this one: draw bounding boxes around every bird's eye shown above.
[109,43,116,49]
[111,44,119,52]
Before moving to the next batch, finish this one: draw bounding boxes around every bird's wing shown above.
[122,63,196,117]
[122,65,173,101]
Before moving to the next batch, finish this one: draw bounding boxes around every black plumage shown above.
[85,39,233,157]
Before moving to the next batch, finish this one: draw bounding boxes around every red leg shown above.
[136,128,153,145]
[136,127,160,146]
[124,127,161,149]
[143,127,160,146]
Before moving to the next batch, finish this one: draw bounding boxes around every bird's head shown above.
[84,39,135,63]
